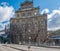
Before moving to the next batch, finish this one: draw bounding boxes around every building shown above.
[9,0,47,45]
[48,31,60,45]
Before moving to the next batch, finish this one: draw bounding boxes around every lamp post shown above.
[27,27,31,51]
[28,36,31,51]
[23,35,25,44]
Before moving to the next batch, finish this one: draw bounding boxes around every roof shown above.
[21,0,33,6]
[48,35,60,39]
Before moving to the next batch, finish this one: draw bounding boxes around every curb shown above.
[9,46,27,51]
[3,45,27,51]
[40,46,60,49]
[3,45,60,51]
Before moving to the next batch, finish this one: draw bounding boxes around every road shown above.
[0,44,60,51]
[0,44,20,51]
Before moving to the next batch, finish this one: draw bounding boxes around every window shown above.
[28,12,31,16]
[22,13,25,16]
[17,14,20,17]
[17,19,19,23]
[15,20,17,23]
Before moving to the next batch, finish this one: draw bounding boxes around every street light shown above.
[23,35,25,44]
[28,36,31,51]
[27,29,31,51]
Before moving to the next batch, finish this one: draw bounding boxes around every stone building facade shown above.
[9,0,47,45]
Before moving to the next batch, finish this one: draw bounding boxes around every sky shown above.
[0,0,60,32]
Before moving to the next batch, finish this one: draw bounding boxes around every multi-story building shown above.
[9,0,47,45]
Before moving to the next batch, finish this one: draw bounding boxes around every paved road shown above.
[0,44,60,51]
[0,44,20,51]
[4,44,60,51]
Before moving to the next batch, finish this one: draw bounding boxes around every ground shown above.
[0,44,20,51]
[0,44,60,51]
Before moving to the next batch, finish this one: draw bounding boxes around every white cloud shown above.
[1,2,9,7]
[47,8,60,31]
[48,27,60,31]
[41,9,49,14]
[0,4,15,22]
[48,9,60,19]
[41,7,60,31]
[0,2,15,31]
[0,23,5,30]
[59,7,60,10]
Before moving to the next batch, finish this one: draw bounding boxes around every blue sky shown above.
[0,0,60,11]
[0,0,60,31]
